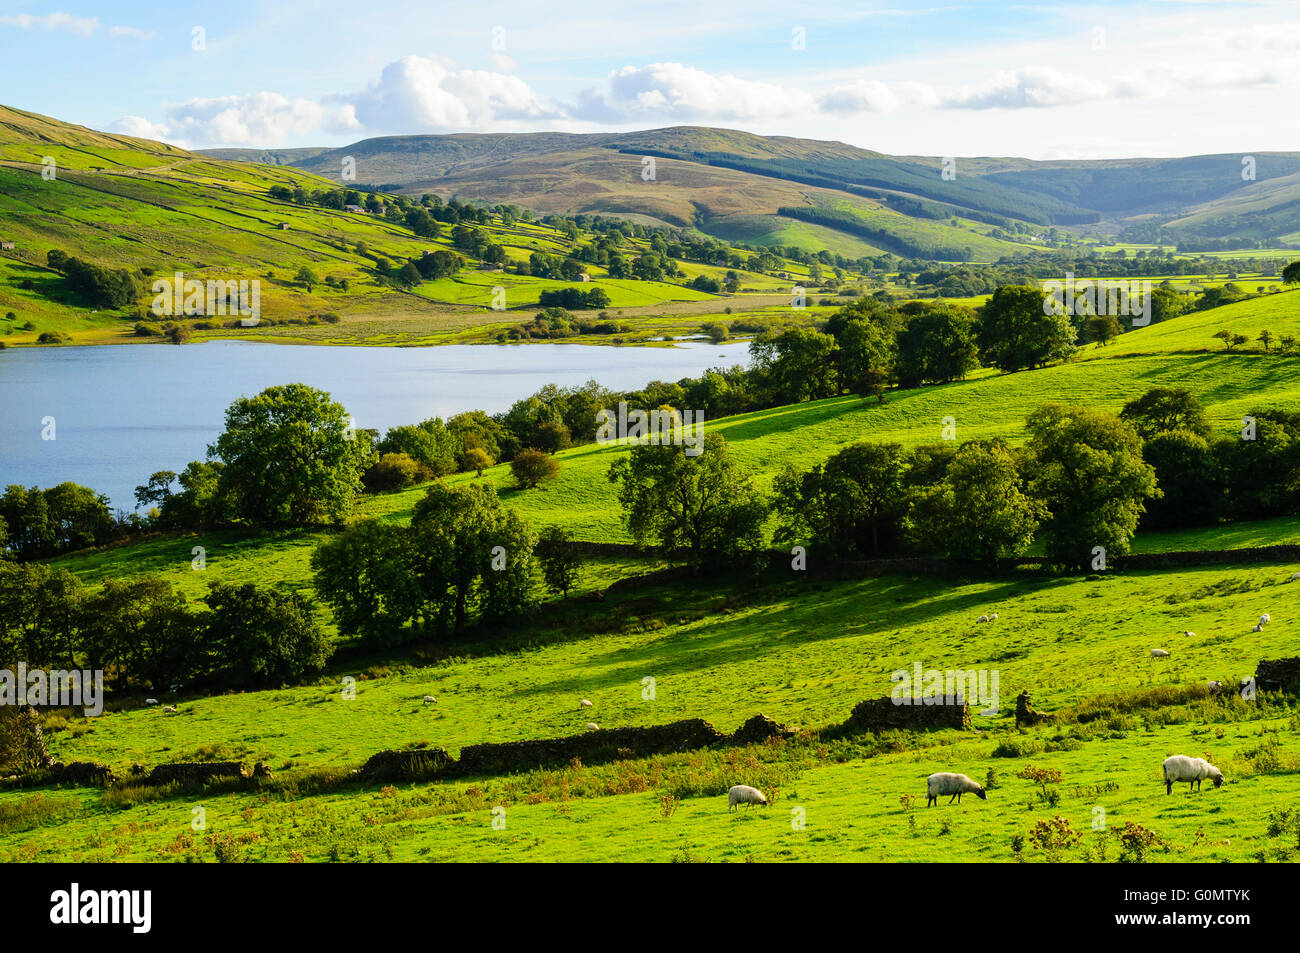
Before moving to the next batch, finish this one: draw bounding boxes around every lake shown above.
[0,339,751,511]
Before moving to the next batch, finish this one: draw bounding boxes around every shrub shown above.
[362,453,429,493]
[1028,815,1082,861]
[511,448,559,489]
[463,447,493,476]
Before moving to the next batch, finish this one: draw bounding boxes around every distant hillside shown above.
[202,127,1300,250]
[0,105,848,347]
[198,146,331,166]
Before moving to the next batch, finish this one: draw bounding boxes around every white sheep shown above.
[989,613,998,621]
[1162,755,1224,794]
[1289,573,1300,582]
[1150,648,1170,658]
[586,722,599,731]
[925,772,986,807]
[1252,624,1263,633]
[1183,631,1195,638]
[145,698,158,706]
[579,699,593,709]
[728,784,769,812]
[1259,614,1271,625]
[976,614,989,623]
[422,695,436,704]
[162,705,177,714]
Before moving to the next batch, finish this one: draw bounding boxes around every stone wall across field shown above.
[145,761,248,786]
[843,696,971,732]
[455,718,729,777]
[360,746,455,782]
[1256,657,1300,692]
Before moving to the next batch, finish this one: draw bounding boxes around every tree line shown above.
[0,562,329,693]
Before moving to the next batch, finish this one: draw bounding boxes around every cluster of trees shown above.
[913,253,1298,302]
[0,562,329,691]
[374,249,464,288]
[268,184,380,213]
[500,307,628,340]
[769,403,1157,569]
[748,297,983,404]
[537,287,611,310]
[46,250,140,309]
[137,384,373,530]
[594,387,1300,573]
[1119,390,1300,529]
[449,224,506,264]
[0,483,123,560]
[310,482,578,642]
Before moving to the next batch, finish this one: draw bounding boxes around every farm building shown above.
[0,240,14,250]
[277,223,290,230]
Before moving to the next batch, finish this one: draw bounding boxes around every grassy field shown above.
[4,558,1298,863]
[39,556,1300,771]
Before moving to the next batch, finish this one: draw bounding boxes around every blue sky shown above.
[1,0,1297,158]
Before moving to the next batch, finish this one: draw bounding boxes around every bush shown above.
[203,582,331,686]
[463,447,493,476]
[362,453,429,493]
[511,449,560,489]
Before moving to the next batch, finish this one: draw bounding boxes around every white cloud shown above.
[940,67,1144,109]
[114,56,558,146]
[0,12,153,39]
[109,115,172,141]
[573,62,816,122]
[340,55,558,131]
[119,93,360,148]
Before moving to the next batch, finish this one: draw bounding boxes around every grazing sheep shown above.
[1184,631,1195,638]
[1289,573,1300,582]
[976,614,989,623]
[1252,624,1263,633]
[925,772,986,807]
[1207,680,1222,691]
[1150,649,1170,658]
[586,722,599,731]
[1162,755,1224,794]
[145,698,159,706]
[728,784,769,812]
[1259,614,1271,625]
[422,695,436,704]
[162,705,177,714]
[579,699,593,709]
[989,613,999,622]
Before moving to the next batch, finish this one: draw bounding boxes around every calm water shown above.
[0,340,751,511]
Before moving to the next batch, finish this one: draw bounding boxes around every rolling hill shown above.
[0,105,832,346]
[203,125,1300,251]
